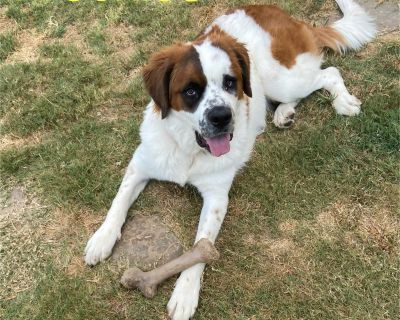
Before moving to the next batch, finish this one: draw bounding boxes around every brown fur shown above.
[240,5,345,68]
[143,26,252,118]
[312,26,346,53]
[142,44,205,118]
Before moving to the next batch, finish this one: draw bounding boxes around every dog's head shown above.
[142,26,252,157]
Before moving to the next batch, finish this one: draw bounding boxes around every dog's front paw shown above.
[84,224,121,266]
[333,93,361,116]
[167,274,201,320]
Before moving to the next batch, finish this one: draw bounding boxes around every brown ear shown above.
[233,46,252,98]
[142,49,175,119]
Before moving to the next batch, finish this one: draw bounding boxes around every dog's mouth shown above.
[195,131,233,157]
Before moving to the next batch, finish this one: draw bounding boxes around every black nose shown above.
[207,106,232,128]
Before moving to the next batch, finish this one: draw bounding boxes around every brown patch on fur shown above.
[239,5,344,68]
[196,25,252,98]
[142,44,206,118]
[313,26,346,52]
[170,49,207,112]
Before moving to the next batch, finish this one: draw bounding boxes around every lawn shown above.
[0,0,398,319]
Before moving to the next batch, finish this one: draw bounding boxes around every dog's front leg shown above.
[167,174,233,320]
[84,153,149,266]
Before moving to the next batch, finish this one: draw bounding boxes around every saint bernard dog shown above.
[84,1,376,319]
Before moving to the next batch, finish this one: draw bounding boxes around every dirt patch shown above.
[91,102,134,122]
[358,209,398,252]
[315,210,337,239]
[317,200,399,253]
[0,132,45,152]
[357,30,400,59]
[44,206,103,242]
[105,24,136,61]
[5,29,46,63]
[244,232,311,277]
[0,184,106,300]
[245,234,297,257]
[255,198,398,278]
[0,7,17,33]
[268,238,296,256]
[60,25,98,62]
[0,186,49,300]
[1,186,23,213]
[279,218,299,235]
[65,255,86,277]
[190,1,232,31]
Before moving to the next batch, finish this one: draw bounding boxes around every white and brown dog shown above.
[84,1,376,319]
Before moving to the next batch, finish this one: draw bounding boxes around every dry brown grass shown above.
[0,132,46,152]
[242,197,399,283]
[105,24,136,61]
[0,183,106,301]
[0,186,48,300]
[5,29,45,63]
[60,25,99,62]
[0,7,17,34]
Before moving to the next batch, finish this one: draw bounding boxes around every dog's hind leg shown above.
[273,101,299,129]
[84,154,149,266]
[317,66,361,116]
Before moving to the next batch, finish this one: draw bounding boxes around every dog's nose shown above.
[207,107,232,128]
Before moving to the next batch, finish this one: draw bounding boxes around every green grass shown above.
[0,32,16,61]
[0,1,399,319]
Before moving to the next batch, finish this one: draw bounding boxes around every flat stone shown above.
[328,0,399,33]
[112,214,183,271]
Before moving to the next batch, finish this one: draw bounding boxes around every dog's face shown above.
[143,27,252,157]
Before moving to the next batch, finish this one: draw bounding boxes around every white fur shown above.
[84,2,375,319]
[333,0,377,52]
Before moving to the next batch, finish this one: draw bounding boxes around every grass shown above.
[0,1,399,319]
[0,32,16,61]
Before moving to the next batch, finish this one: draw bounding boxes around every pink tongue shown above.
[205,134,231,157]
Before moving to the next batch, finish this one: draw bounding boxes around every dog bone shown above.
[120,238,219,298]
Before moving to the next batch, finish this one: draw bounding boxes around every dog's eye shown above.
[223,75,237,92]
[185,88,198,97]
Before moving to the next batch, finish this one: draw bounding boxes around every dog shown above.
[84,1,376,319]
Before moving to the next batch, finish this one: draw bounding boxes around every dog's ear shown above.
[233,46,252,98]
[142,48,176,119]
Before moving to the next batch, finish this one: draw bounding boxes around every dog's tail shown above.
[313,0,377,53]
